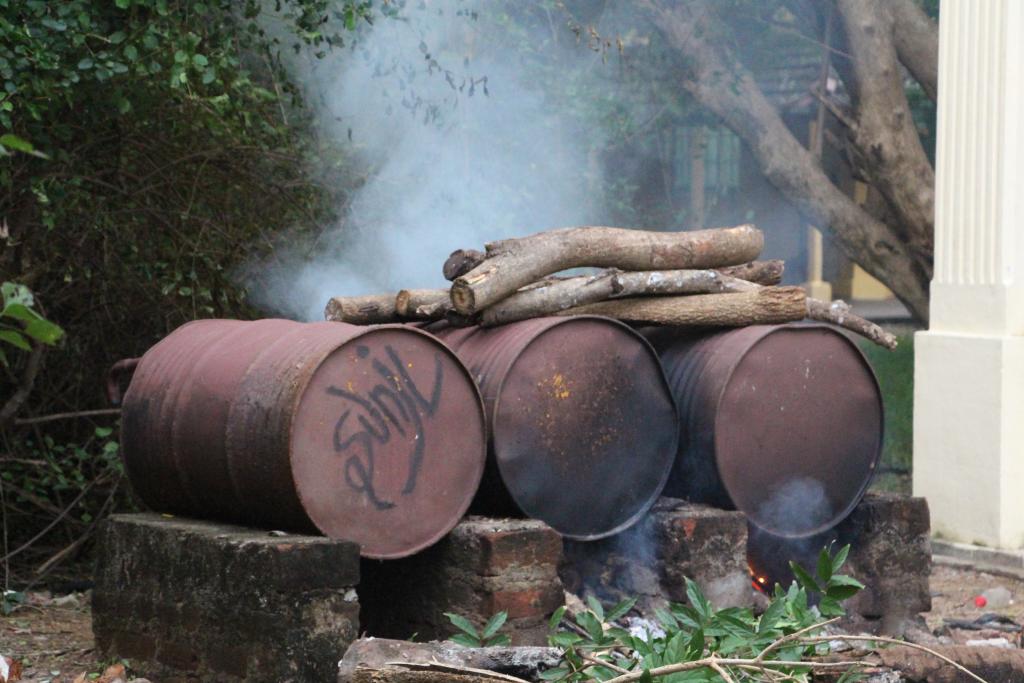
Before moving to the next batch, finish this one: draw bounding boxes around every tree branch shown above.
[0,343,45,430]
[641,0,930,323]
[888,0,938,101]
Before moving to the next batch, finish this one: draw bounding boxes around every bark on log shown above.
[395,289,451,319]
[557,287,807,327]
[715,260,784,286]
[325,294,399,324]
[806,298,898,350]
[451,224,764,315]
[610,270,758,298]
[443,249,486,281]
[480,271,617,327]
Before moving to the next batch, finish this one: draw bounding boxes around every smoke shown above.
[757,476,834,536]
[247,2,612,320]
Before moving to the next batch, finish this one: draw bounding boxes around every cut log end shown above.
[449,281,476,316]
[443,249,486,281]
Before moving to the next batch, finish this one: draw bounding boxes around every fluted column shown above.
[914,0,1024,548]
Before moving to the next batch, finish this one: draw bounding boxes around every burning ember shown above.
[748,564,770,594]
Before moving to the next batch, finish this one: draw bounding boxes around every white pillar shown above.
[914,0,1024,548]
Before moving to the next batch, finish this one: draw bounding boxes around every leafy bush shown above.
[445,611,512,648]
[544,545,864,683]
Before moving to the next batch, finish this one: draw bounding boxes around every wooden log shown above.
[716,259,785,285]
[395,289,450,319]
[450,224,764,315]
[556,287,807,327]
[806,298,898,350]
[480,271,616,327]
[324,294,399,324]
[443,249,486,281]
[610,269,758,297]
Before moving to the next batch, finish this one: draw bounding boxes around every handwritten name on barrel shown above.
[328,345,444,510]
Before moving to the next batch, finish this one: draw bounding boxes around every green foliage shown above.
[445,611,512,648]
[0,282,65,366]
[544,545,863,682]
[860,334,915,490]
[1,589,25,615]
[0,0,377,583]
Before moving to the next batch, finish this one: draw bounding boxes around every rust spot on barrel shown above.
[429,316,678,540]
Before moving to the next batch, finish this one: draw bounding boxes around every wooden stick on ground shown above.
[325,294,400,324]
[716,259,785,285]
[557,287,808,327]
[450,224,764,315]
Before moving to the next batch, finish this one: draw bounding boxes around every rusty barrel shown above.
[118,318,487,559]
[430,316,678,540]
[645,324,882,538]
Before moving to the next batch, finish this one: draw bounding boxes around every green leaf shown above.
[548,632,581,648]
[0,134,34,153]
[789,561,821,593]
[123,45,138,62]
[115,0,131,8]
[685,578,712,621]
[481,611,508,640]
[109,31,126,44]
[2,303,41,323]
[444,612,478,638]
[757,597,786,635]
[24,317,64,345]
[548,605,566,632]
[192,54,208,67]
[817,546,833,584]
[538,667,569,681]
[586,595,605,622]
[202,67,216,85]
[606,597,637,622]
[831,544,851,574]
[0,329,30,350]
[77,58,94,70]
[576,610,604,641]
[485,633,511,647]
[449,633,482,648]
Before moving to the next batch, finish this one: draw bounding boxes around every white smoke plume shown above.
[248,2,612,320]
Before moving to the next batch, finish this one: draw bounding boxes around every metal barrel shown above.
[645,324,883,538]
[118,318,487,559]
[429,316,679,540]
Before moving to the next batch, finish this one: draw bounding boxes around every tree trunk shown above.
[324,294,399,324]
[451,224,764,315]
[557,287,807,327]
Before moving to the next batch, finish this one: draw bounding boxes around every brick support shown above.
[92,513,360,683]
[561,498,752,612]
[359,517,564,646]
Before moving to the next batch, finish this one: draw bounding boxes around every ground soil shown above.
[3,562,1024,682]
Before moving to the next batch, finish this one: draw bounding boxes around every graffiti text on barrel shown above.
[327,345,444,510]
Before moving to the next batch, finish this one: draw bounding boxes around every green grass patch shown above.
[859,333,915,482]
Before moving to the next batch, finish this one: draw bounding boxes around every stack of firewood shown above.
[324,224,897,349]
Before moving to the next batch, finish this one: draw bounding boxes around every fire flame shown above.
[748,564,769,594]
